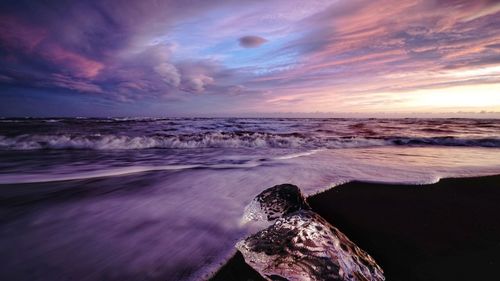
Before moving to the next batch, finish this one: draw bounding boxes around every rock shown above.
[237,184,385,281]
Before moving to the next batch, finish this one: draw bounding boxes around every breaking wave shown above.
[0,161,272,184]
[0,133,499,150]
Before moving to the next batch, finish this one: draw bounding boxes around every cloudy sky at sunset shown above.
[0,0,499,117]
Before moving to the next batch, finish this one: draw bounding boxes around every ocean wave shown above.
[390,136,500,147]
[0,133,311,150]
[0,165,198,184]
[0,133,499,150]
[0,160,273,184]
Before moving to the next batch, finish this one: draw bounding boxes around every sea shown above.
[1,117,500,280]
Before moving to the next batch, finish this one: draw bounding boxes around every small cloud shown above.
[486,43,500,49]
[154,63,181,87]
[228,85,245,95]
[238,36,267,48]
[181,74,214,93]
[49,74,103,94]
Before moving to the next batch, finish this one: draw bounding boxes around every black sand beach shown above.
[211,174,500,281]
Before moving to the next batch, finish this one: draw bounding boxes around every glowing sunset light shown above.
[444,65,500,79]
[403,84,500,110]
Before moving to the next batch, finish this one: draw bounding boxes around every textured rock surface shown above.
[237,184,385,281]
[243,184,310,223]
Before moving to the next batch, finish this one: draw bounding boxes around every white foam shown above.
[0,165,199,184]
[274,149,323,160]
[0,159,276,184]
[1,146,500,281]
[1,133,498,151]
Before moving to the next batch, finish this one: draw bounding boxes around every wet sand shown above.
[211,174,500,281]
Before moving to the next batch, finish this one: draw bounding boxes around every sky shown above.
[0,0,499,117]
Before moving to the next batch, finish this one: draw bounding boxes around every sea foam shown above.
[0,133,499,150]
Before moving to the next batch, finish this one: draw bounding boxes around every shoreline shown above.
[210,174,500,281]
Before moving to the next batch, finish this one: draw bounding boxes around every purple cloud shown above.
[0,0,499,115]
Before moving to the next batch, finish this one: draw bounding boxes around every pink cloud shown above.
[41,45,104,78]
[0,15,47,52]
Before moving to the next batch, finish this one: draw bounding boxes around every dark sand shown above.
[211,174,500,281]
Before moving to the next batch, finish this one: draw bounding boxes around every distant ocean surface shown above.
[1,118,500,281]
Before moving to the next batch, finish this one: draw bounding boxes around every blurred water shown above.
[0,118,500,280]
